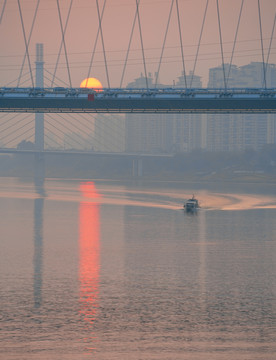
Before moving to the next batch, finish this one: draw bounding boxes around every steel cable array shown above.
[0,0,275,153]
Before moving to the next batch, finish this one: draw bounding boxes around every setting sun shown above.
[80,77,103,90]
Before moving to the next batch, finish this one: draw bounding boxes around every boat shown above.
[183,195,199,212]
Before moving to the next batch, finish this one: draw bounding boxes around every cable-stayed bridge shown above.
[1,87,276,114]
[0,0,276,155]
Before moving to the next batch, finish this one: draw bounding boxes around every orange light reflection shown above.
[79,182,101,325]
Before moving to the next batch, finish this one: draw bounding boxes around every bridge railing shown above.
[1,87,276,98]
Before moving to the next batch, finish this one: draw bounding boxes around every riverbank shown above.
[1,170,275,185]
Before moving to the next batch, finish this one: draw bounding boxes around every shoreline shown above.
[0,172,275,185]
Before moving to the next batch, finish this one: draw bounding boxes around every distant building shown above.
[125,73,173,153]
[208,62,276,88]
[176,70,202,88]
[172,71,203,152]
[206,62,276,151]
[126,72,155,88]
[208,64,238,88]
[125,72,204,154]
[93,114,125,153]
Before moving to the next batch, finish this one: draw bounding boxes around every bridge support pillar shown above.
[34,152,45,183]
[35,113,44,151]
[35,43,44,152]
[132,158,143,177]
[34,43,45,183]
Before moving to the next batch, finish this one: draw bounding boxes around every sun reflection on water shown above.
[79,182,101,326]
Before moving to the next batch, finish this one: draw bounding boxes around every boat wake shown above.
[202,193,276,211]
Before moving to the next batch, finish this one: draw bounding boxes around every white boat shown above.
[183,195,199,212]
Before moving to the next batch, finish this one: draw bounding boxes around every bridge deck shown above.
[1,88,276,113]
[0,148,173,158]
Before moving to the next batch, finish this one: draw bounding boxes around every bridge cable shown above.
[0,114,31,137]
[5,126,34,148]
[50,113,116,151]
[44,128,65,148]
[46,115,85,149]
[45,127,78,149]
[66,110,123,152]
[0,113,11,124]
[44,122,69,146]
[2,117,33,140]
[44,73,59,87]
[120,0,140,88]
[63,112,122,152]
[0,112,19,122]
[56,0,72,88]
[48,110,123,152]
[4,128,34,148]
[155,0,174,87]
[226,0,244,87]
[216,0,226,90]
[176,0,187,88]
[17,0,34,88]
[190,0,209,88]
[96,114,125,152]
[46,69,69,87]
[135,0,148,89]
[86,0,106,87]
[53,114,99,145]
[257,0,267,89]
[4,71,30,87]
[0,113,22,129]
[264,12,276,86]
[90,116,120,152]
[54,113,92,137]
[64,112,94,128]
[48,114,89,140]
[51,0,73,87]
[0,0,7,25]
[3,119,34,147]
[58,112,94,131]
[17,71,36,88]
[96,0,110,88]
[17,0,40,88]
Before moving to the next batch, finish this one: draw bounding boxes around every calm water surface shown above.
[0,177,276,360]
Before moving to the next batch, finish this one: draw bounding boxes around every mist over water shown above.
[0,177,275,360]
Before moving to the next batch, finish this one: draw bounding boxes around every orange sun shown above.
[80,77,103,91]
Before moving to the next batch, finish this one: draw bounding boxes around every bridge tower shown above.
[35,43,44,151]
[34,43,45,180]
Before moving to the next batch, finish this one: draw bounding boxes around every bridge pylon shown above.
[34,43,45,181]
[35,43,44,151]
[132,158,143,177]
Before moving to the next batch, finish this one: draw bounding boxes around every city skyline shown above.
[0,0,275,88]
[1,60,275,152]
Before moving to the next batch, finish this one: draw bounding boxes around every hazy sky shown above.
[0,0,275,87]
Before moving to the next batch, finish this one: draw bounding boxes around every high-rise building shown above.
[125,72,203,154]
[125,73,173,153]
[208,62,276,88]
[172,71,203,152]
[206,62,276,151]
[176,70,202,88]
[93,114,125,153]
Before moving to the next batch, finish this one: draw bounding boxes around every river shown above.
[0,177,275,360]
